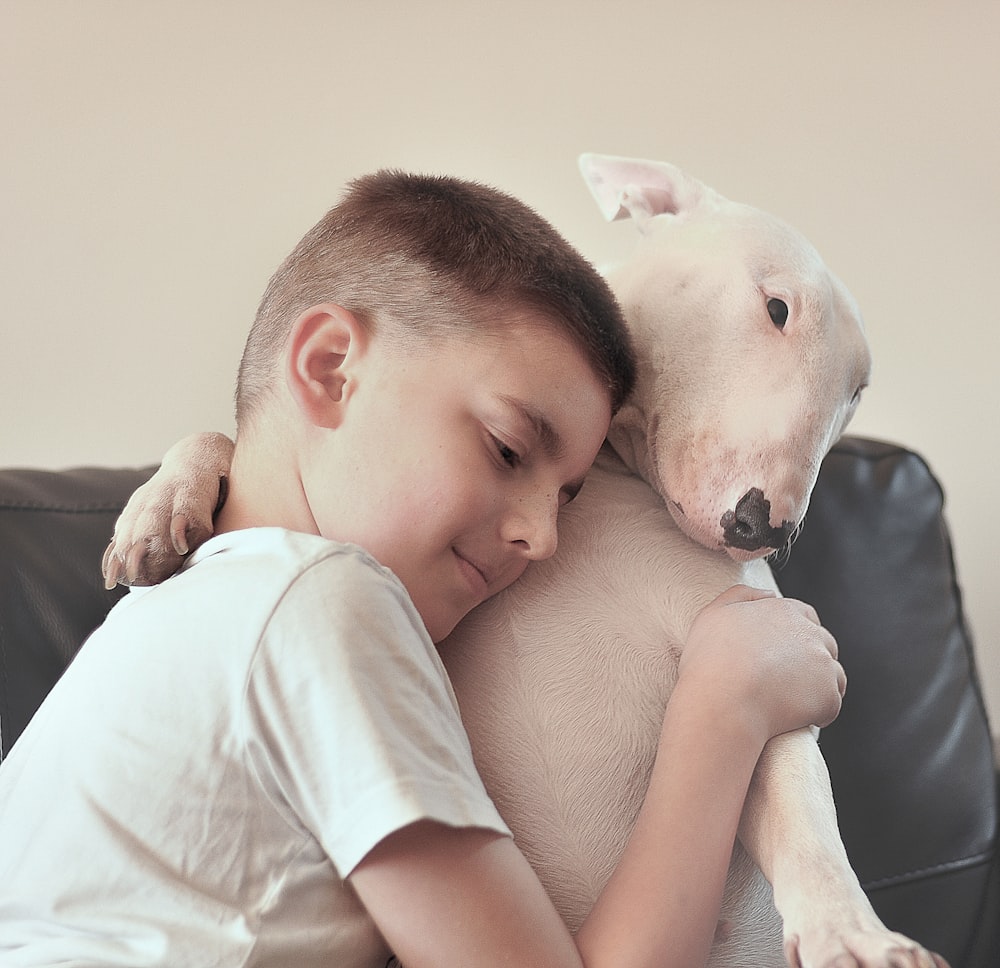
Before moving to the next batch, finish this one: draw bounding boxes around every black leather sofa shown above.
[1,435,997,966]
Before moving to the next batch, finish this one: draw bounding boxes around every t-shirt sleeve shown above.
[242,548,510,876]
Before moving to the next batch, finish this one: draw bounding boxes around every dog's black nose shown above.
[721,487,795,552]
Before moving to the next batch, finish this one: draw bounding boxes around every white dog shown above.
[442,154,920,967]
[106,155,943,967]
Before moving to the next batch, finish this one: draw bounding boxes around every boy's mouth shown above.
[453,548,489,597]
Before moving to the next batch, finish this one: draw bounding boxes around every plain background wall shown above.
[2,1,998,736]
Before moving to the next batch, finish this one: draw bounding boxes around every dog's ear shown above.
[578,153,708,229]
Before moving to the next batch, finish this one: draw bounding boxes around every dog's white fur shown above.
[442,156,931,966]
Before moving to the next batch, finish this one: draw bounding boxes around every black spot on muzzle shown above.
[721,487,795,552]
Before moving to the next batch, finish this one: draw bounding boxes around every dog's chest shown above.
[442,450,772,924]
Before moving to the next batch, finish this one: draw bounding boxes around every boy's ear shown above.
[285,304,367,429]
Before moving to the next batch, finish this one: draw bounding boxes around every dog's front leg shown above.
[739,728,945,968]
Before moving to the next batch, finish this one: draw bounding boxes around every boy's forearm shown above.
[575,681,763,968]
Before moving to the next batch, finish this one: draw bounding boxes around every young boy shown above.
[0,171,846,968]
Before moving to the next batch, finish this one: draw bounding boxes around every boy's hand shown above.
[680,585,846,746]
[101,432,234,588]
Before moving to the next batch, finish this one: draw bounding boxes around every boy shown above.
[0,171,846,967]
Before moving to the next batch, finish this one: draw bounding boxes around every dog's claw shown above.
[101,542,124,590]
[170,516,190,556]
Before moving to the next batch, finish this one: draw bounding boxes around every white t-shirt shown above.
[0,528,508,967]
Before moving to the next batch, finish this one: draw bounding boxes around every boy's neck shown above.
[214,433,319,539]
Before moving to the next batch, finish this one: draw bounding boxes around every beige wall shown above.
[3,1,998,733]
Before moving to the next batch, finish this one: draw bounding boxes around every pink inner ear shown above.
[579,153,700,223]
[619,185,685,221]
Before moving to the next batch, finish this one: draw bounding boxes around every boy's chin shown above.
[425,606,469,645]
[428,618,459,644]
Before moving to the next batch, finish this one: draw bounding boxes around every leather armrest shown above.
[774,436,998,965]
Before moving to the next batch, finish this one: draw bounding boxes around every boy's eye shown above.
[492,436,521,468]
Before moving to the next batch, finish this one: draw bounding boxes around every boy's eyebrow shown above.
[498,394,565,459]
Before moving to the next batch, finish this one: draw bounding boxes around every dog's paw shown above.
[102,432,233,588]
[102,484,220,587]
[102,506,214,587]
[785,926,950,968]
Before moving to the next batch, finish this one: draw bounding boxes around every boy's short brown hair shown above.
[236,170,635,426]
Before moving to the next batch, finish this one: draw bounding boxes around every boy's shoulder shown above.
[115,528,405,620]
[179,527,402,597]
[187,527,383,572]
[113,527,424,654]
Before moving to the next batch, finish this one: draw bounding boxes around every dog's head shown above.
[580,153,871,561]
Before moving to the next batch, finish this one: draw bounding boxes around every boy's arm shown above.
[350,586,849,968]
[102,431,233,587]
[573,678,772,967]
[351,690,766,968]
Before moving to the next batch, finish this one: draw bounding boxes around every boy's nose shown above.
[505,495,559,562]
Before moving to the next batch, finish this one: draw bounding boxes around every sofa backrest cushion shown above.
[0,466,149,757]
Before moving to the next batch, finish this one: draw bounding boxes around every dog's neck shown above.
[606,399,659,493]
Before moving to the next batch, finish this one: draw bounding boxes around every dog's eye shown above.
[767,298,789,329]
